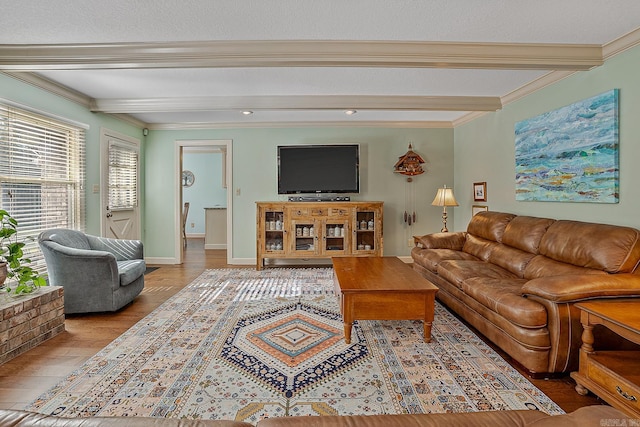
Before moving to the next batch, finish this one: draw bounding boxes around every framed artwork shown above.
[473,182,487,202]
[514,89,619,203]
[472,205,488,216]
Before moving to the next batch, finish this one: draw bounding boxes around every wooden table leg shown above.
[344,321,353,344]
[423,320,432,343]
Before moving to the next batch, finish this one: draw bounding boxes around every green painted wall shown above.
[145,127,454,261]
[0,73,145,235]
[453,45,640,231]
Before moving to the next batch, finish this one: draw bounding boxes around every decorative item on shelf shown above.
[182,170,195,187]
[0,210,46,295]
[394,143,426,227]
[432,185,458,233]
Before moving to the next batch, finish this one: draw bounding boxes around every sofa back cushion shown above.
[488,244,536,278]
[502,216,555,254]
[466,211,516,243]
[463,235,499,261]
[539,220,640,273]
[523,255,607,279]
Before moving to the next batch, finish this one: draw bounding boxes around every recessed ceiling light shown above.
[242,110,253,115]
[344,110,357,115]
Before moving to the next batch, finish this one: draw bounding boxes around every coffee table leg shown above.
[423,293,436,343]
[344,321,353,344]
[423,321,432,343]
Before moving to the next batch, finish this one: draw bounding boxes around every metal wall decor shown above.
[182,170,195,187]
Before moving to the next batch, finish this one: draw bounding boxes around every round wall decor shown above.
[182,170,195,187]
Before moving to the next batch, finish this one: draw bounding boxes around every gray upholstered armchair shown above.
[38,229,145,314]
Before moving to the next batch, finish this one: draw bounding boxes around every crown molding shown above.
[91,95,502,114]
[0,40,603,71]
[602,26,640,60]
[2,71,92,107]
[147,121,453,130]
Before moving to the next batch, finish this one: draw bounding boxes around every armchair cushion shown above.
[118,260,147,286]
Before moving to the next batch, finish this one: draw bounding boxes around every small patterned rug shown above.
[26,268,563,422]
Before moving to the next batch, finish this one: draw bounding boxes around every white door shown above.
[101,129,141,239]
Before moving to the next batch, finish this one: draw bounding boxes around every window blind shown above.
[0,103,86,272]
[108,142,138,210]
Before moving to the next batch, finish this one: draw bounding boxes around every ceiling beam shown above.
[0,40,602,71]
[90,95,502,113]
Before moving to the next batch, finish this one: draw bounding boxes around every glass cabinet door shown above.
[322,220,349,255]
[263,210,284,253]
[354,210,377,253]
[291,220,318,254]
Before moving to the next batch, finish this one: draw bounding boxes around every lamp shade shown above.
[431,186,459,207]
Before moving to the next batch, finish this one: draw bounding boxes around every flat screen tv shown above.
[278,144,360,194]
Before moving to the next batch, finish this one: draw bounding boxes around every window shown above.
[0,102,86,271]
[108,142,138,210]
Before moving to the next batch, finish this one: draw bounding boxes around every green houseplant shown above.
[0,209,46,295]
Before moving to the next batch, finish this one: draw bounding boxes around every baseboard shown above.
[204,244,227,250]
[228,257,255,266]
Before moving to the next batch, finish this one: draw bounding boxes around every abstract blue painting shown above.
[515,89,619,203]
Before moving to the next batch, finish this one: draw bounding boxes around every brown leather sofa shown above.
[0,405,629,426]
[411,211,640,375]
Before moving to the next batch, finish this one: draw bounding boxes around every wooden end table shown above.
[571,299,640,418]
[332,256,439,344]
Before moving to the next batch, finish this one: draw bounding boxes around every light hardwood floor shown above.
[0,238,604,412]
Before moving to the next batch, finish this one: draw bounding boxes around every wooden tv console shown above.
[256,201,383,270]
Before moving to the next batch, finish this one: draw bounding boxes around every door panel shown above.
[101,130,141,240]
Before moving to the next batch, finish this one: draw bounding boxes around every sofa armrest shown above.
[414,231,466,250]
[86,235,144,261]
[522,273,640,303]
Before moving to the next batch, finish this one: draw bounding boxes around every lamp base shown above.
[441,210,449,233]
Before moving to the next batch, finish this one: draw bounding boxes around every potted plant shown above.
[0,209,46,295]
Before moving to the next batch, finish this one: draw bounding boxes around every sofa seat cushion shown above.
[461,277,547,328]
[117,259,146,286]
[437,260,517,289]
[411,247,478,273]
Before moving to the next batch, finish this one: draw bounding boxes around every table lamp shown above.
[432,185,458,232]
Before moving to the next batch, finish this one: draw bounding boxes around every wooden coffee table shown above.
[332,256,439,344]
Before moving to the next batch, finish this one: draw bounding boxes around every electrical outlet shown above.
[92,184,99,193]
[190,222,195,228]
[408,237,414,247]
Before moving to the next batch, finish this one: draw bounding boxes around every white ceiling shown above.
[1,1,639,128]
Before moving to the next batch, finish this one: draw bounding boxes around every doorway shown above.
[175,140,232,264]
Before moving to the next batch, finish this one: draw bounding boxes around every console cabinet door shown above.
[352,205,383,255]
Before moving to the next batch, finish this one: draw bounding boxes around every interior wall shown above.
[453,44,640,231]
[144,127,454,263]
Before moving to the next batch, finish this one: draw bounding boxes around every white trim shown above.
[91,95,502,113]
[204,244,227,250]
[0,40,603,71]
[150,121,454,130]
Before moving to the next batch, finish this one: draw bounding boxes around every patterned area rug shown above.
[26,268,563,422]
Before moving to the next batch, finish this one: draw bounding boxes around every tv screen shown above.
[278,144,360,194]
